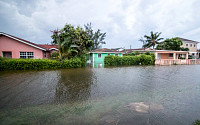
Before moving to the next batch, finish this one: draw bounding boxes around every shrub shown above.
[104,54,154,66]
[0,57,86,71]
[62,58,82,68]
[193,120,200,125]
[50,51,59,59]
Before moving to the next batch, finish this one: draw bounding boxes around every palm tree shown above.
[142,31,163,49]
[51,29,78,60]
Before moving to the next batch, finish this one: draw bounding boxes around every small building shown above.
[88,48,123,68]
[0,32,58,59]
[178,37,199,58]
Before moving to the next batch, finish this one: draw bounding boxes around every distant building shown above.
[178,37,199,58]
[88,48,123,68]
[0,32,58,59]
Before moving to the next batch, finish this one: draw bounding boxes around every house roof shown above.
[38,44,58,50]
[121,48,153,53]
[177,37,199,43]
[0,32,58,51]
[90,48,123,53]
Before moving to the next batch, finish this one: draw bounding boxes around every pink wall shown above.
[0,36,44,59]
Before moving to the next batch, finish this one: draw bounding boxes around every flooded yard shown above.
[0,65,200,125]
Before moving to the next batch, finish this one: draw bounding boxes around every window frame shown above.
[97,53,102,58]
[20,52,34,59]
[190,44,192,47]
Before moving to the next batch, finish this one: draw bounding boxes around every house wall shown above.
[89,53,122,68]
[181,42,197,53]
[160,53,174,59]
[94,53,122,63]
[0,36,44,59]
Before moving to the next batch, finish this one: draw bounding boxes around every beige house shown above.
[124,49,200,65]
[178,37,199,58]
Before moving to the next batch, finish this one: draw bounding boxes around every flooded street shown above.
[0,65,200,124]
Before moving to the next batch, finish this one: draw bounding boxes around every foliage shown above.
[140,31,163,49]
[104,54,154,66]
[51,24,93,60]
[124,51,140,56]
[156,37,186,51]
[84,23,106,50]
[193,120,200,125]
[180,47,189,51]
[0,58,86,71]
[50,51,59,60]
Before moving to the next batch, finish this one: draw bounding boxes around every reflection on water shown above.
[55,69,95,103]
[0,65,200,124]
[87,61,104,68]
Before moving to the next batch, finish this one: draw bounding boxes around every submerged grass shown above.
[0,93,144,125]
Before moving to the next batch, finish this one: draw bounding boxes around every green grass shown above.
[0,93,143,125]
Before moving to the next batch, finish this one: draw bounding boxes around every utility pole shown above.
[130,45,131,49]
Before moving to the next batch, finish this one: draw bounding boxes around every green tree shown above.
[84,23,106,50]
[156,37,189,51]
[51,24,93,60]
[141,31,163,49]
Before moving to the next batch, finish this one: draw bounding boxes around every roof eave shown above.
[0,32,46,51]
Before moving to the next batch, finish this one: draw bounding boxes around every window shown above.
[108,54,110,56]
[2,52,12,58]
[190,44,192,47]
[186,44,188,47]
[169,53,173,57]
[20,52,34,59]
[97,53,102,58]
[115,54,118,56]
[192,53,195,56]
[194,44,196,47]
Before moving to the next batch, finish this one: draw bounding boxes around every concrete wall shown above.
[0,36,44,59]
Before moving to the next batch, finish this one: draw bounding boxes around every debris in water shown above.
[125,102,164,113]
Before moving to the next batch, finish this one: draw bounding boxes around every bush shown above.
[50,51,59,59]
[193,120,200,125]
[62,58,82,68]
[0,57,86,71]
[104,54,154,66]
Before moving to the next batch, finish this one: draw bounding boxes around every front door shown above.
[2,52,12,58]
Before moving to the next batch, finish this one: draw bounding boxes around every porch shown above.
[154,50,200,65]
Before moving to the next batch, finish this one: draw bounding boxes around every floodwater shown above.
[0,65,200,124]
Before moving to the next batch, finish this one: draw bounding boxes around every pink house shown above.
[0,32,58,59]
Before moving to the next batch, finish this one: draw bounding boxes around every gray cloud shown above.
[0,0,200,48]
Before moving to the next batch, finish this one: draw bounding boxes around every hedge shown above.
[0,57,86,71]
[104,54,155,66]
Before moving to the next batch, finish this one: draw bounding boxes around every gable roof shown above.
[90,48,123,53]
[0,32,47,51]
[177,37,199,44]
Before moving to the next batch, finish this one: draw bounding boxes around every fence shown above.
[155,59,200,65]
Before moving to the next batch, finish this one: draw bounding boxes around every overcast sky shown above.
[0,0,200,49]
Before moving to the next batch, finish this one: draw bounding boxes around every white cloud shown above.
[0,0,200,48]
